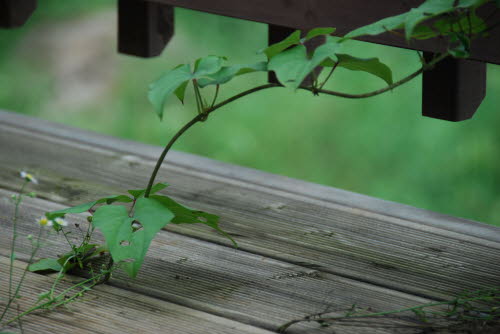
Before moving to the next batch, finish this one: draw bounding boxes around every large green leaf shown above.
[47,195,133,220]
[197,62,267,88]
[268,36,341,89]
[92,197,174,278]
[335,54,393,85]
[151,195,237,247]
[148,56,225,119]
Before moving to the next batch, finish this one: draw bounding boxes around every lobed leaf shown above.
[304,27,336,41]
[268,36,341,89]
[335,54,393,85]
[261,30,301,60]
[148,64,192,119]
[92,197,174,278]
[148,56,225,119]
[197,62,268,88]
[151,195,237,247]
[47,195,133,219]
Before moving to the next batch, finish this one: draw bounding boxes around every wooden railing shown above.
[1,0,499,121]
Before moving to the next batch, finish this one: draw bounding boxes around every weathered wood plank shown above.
[147,0,500,65]
[0,257,275,334]
[0,191,439,333]
[118,0,174,57]
[0,111,499,304]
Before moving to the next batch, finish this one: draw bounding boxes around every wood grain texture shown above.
[0,111,499,304]
[0,257,275,334]
[0,191,439,334]
[147,0,500,65]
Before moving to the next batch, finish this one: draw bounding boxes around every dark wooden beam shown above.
[422,52,486,122]
[0,0,37,28]
[148,0,500,65]
[118,0,174,57]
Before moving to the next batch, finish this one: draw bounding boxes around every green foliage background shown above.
[1,1,499,226]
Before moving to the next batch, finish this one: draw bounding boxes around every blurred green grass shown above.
[1,1,499,226]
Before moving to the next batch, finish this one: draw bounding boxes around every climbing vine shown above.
[1,0,498,331]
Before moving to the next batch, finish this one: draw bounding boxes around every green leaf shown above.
[194,56,226,76]
[197,62,267,88]
[128,182,168,199]
[433,10,486,36]
[344,13,407,40]
[149,56,225,119]
[261,30,301,60]
[92,198,174,278]
[345,0,488,42]
[151,195,237,247]
[496,0,500,7]
[268,36,341,89]
[29,258,63,272]
[335,54,393,85]
[173,80,189,104]
[304,27,336,41]
[449,32,471,58]
[148,64,192,119]
[47,195,133,219]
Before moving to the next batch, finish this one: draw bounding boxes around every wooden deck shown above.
[1,110,499,333]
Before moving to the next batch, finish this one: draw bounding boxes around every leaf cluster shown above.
[35,183,235,278]
[148,0,494,120]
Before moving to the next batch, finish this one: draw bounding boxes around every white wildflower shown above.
[37,216,53,227]
[20,171,38,184]
[54,217,68,227]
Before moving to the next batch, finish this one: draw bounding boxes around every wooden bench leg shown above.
[422,52,486,122]
[268,24,323,86]
[118,0,174,58]
[0,0,37,28]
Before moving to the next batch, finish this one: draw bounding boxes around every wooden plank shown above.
[0,257,275,334]
[147,0,500,65]
[0,191,440,333]
[0,111,499,303]
[0,0,37,28]
[422,52,487,121]
[118,0,174,57]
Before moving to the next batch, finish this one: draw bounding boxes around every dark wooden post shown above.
[422,52,487,122]
[268,24,324,86]
[118,0,174,57]
[0,0,37,28]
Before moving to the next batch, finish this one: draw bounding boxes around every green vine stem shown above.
[4,271,110,326]
[0,226,43,322]
[144,52,449,197]
[277,293,499,333]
